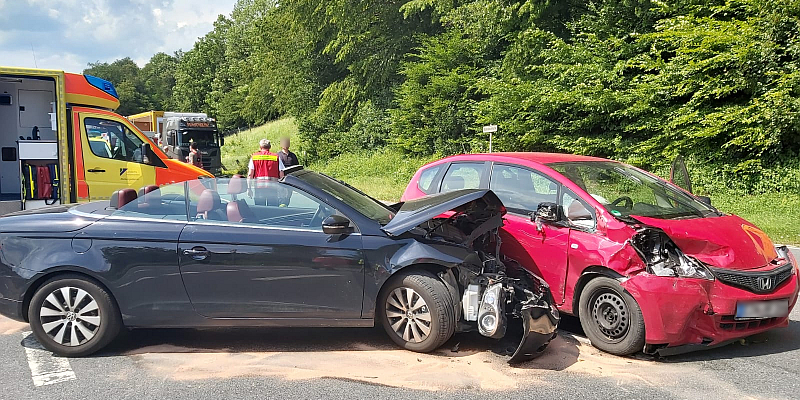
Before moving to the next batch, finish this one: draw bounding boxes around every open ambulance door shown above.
[72,107,157,200]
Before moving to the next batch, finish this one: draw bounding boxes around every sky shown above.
[0,0,237,73]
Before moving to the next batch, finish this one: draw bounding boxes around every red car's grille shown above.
[718,315,782,331]
[711,264,794,294]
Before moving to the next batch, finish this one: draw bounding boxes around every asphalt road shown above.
[1,248,798,400]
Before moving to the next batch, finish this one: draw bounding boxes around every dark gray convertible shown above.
[0,168,559,361]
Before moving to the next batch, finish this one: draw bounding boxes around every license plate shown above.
[735,299,789,320]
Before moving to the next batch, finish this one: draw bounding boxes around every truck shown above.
[128,111,224,175]
[0,66,213,215]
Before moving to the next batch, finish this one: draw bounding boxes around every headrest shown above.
[227,200,255,223]
[138,185,159,197]
[226,201,243,223]
[110,188,137,209]
[197,189,221,213]
[443,175,465,190]
[227,174,247,195]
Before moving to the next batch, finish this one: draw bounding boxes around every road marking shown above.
[21,332,76,387]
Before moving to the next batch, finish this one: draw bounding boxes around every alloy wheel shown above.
[385,287,432,343]
[591,291,629,342]
[39,286,101,347]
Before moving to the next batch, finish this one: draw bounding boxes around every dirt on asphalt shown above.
[127,331,662,391]
[0,316,27,335]
[125,326,777,396]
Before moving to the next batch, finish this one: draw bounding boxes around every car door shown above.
[669,155,693,194]
[177,181,366,319]
[488,163,571,304]
[74,110,156,200]
[80,182,192,324]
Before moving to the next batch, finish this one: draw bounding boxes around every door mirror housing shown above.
[322,215,353,235]
[219,136,225,147]
[532,202,560,223]
[141,142,152,165]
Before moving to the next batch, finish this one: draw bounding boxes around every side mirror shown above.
[219,136,225,147]
[697,195,712,206]
[141,142,152,165]
[532,202,560,223]
[322,215,353,235]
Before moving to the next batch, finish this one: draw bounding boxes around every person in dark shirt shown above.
[277,137,299,205]
[278,137,299,178]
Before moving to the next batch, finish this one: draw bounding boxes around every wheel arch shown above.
[571,266,625,316]
[22,267,118,323]
[374,263,457,322]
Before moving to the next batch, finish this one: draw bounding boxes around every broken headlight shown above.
[634,229,714,280]
[649,252,714,280]
[477,282,507,339]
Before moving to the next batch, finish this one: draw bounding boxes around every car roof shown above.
[438,152,612,166]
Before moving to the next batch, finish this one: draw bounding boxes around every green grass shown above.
[220,117,300,175]
[307,148,435,201]
[222,118,800,245]
[711,193,800,246]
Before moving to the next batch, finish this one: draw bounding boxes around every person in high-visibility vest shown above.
[247,139,284,206]
[187,142,203,169]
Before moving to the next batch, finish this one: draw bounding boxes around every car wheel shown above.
[578,276,645,356]
[378,271,455,353]
[28,275,122,357]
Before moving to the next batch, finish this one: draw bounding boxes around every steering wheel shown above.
[610,196,634,210]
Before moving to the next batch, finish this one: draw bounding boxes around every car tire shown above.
[578,276,645,356]
[28,275,122,357]
[378,270,455,353]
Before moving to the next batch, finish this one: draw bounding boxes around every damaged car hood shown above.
[382,189,505,237]
[632,214,778,271]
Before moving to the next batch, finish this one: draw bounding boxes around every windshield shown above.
[180,130,216,146]
[294,171,395,225]
[548,161,718,220]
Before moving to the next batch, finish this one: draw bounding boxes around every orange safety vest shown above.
[251,150,280,181]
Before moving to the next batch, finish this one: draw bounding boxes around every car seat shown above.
[196,189,226,220]
[226,175,256,223]
[108,189,137,210]
[442,175,465,191]
[138,185,159,197]
[138,186,162,213]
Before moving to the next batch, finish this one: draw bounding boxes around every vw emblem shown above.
[757,276,772,291]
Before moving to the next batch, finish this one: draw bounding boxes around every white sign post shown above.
[483,125,498,153]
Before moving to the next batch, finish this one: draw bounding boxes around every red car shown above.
[401,152,799,355]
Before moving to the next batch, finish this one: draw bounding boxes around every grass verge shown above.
[711,193,800,246]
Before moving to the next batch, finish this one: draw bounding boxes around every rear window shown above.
[417,165,441,194]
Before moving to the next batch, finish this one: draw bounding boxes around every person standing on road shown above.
[278,137,299,178]
[187,142,203,169]
[247,139,284,206]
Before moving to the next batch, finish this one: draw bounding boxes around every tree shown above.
[84,57,151,115]
[140,52,180,111]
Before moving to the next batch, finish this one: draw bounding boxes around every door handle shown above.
[87,169,106,173]
[183,246,210,260]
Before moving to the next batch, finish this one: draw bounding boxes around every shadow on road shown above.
[661,320,800,362]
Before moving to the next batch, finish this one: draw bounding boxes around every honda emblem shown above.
[757,276,772,291]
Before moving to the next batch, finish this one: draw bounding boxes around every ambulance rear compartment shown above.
[0,75,60,214]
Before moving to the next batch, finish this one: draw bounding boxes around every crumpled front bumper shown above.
[509,300,560,363]
[621,269,799,351]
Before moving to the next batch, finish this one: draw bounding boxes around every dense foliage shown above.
[88,0,800,194]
